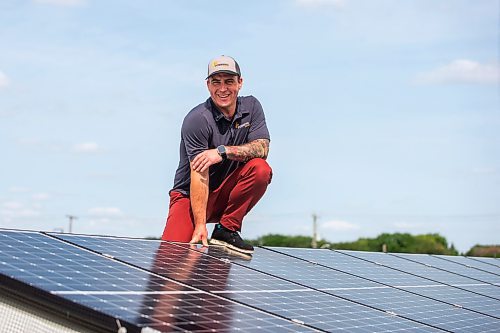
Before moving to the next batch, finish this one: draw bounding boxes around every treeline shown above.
[247,232,499,257]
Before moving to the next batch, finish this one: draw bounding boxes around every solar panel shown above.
[267,247,500,332]
[392,253,500,285]
[204,246,500,318]
[2,228,500,332]
[343,250,500,300]
[431,255,500,276]
[468,256,500,269]
[54,233,441,332]
[329,250,500,311]
[0,230,316,332]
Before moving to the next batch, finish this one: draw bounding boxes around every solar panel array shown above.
[0,229,499,333]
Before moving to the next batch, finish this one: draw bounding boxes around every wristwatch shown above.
[216,145,227,160]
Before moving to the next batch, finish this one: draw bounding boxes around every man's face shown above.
[207,73,243,115]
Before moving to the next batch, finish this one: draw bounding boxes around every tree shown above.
[466,245,500,257]
[248,232,459,255]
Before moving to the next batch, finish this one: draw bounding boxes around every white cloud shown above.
[1,201,41,218]
[32,193,51,201]
[472,167,498,175]
[72,142,101,154]
[296,0,345,9]
[88,207,123,216]
[0,70,10,89]
[2,201,23,210]
[416,59,499,85]
[34,0,86,6]
[322,220,360,231]
[8,186,30,193]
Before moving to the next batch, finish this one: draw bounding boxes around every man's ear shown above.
[238,77,243,89]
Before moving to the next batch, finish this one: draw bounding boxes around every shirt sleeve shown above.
[247,97,270,142]
[181,111,210,161]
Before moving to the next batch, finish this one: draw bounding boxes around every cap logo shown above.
[213,61,229,68]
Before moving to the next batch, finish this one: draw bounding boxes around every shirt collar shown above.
[207,97,249,122]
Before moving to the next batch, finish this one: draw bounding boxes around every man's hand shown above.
[191,149,222,172]
[189,224,209,246]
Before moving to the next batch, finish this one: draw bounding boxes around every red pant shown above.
[161,158,272,242]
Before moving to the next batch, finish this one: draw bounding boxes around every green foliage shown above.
[466,245,500,258]
[332,233,458,255]
[247,234,314,248]
[248,232,459,255]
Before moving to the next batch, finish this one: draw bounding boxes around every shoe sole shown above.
[209,238,254,254]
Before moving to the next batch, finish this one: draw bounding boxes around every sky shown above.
[0,0,499,253]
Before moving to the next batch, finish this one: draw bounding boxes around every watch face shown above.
[217,145,226,155]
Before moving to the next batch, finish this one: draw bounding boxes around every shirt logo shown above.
[235,121,250,129]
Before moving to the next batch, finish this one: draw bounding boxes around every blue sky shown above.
[1,0,498,252]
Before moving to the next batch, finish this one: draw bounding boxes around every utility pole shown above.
[312,213,318,249]
[66,215,77,234]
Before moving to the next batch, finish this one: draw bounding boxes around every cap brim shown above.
[206,70,240,79]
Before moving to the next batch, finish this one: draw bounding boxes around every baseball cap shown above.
[207,55,241,79]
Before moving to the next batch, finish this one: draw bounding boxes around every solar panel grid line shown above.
[193,246,456,332]
[265,246,500,319]
[48,233,498,332]
[347,251,500,301]
[1,230,319,333]
[54,234,447,333]
[87,239,400,333]
[146,243,453,333]
[264,247,500,332]
[46,233,327,333]
[65,293,313,333]
[332,250,500,319]
[239,247,488,332]
[340,250,499,290]
[430,255,500,277]
[52,290,206,295]
[0,275,129,333]
[205,247,477,333]
[391,253,500,286]
[468,257,500,269]
[333,250,500,304]
[0,232,150,333]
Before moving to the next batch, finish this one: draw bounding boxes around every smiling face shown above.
[207,73,243,117]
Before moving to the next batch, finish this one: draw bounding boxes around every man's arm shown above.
[188,166,209,246]
[191,138,270,173]
[226,138,269,162]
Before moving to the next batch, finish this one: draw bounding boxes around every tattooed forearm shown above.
[226,139,269,162]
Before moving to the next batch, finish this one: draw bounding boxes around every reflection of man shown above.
[162,55,272,254]
[144,242,233,331]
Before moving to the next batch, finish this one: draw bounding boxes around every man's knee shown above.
[245,158,272,184]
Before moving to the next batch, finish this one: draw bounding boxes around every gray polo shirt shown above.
[171,95,270,195]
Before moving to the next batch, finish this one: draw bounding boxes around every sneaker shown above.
[209,224,254,254]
